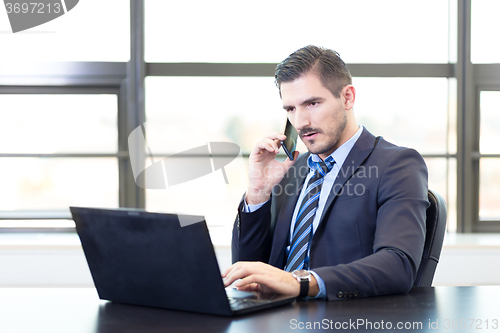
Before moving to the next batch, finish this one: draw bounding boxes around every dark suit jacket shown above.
[231,128,429,300]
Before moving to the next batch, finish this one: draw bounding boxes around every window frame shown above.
[472,85,500,231]
[0,70,144,232]
[1,0,500,233]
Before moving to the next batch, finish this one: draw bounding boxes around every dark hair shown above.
[274,45,352,98]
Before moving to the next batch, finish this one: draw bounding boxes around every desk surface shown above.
[1,287,499,333]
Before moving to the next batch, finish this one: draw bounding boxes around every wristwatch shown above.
[292,269,311,298]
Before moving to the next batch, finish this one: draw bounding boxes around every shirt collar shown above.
[307,125,364,170]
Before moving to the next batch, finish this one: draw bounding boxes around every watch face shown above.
[292,269,310,279]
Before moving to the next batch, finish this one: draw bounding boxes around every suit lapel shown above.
[319,129,378,224]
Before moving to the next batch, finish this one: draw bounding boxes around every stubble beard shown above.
[302,111,348,156]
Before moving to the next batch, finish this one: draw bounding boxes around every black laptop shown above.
[70,207,295,316]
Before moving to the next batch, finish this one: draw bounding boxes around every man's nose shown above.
[293,108,310,131]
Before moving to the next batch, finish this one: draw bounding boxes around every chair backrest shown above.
[413,189,447,287]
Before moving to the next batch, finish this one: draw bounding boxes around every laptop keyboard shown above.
[228,297,273,311]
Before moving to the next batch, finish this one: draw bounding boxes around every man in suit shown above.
[222,45,429,301]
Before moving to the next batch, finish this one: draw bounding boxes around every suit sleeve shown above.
[313,148,429,300]
[231,198,274,264]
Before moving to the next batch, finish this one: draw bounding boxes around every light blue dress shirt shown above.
[244,126,364,298]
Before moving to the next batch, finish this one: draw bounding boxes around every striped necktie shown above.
[284,156,334,272]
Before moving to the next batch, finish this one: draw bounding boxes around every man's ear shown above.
[342,85,356,110]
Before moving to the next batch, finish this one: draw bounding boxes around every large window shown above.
[145,0,449,63]
[1,0,499,233]
[479,91,500,222]
[0,0,130,62]
[471,0,500,64]
[0,91,121,230]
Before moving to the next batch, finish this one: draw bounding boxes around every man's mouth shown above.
[301,132,319,141]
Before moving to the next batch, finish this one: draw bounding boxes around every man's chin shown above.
[304,142,322,155]
[305,142,337,157]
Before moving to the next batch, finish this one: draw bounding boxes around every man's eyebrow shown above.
[283,97,324,110]
[300,97,324,105]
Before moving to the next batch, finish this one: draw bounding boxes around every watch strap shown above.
[298,278,309,298]
[292,270,310,298]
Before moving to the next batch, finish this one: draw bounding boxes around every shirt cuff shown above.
[310,271,327,299]
[243,198,269,213]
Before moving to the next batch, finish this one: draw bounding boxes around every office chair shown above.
[413,189,447,287]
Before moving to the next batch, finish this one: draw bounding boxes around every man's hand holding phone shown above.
[245,120,299,206]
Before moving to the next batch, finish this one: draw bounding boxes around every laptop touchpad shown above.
[225,288,257,299]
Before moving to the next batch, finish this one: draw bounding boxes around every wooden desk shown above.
[1,287,499,332]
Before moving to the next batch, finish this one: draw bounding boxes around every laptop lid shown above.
[71,207,234,316]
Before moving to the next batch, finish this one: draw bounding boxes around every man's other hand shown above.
[222,261,318,297]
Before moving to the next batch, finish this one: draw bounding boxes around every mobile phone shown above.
[281,118,298,161]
